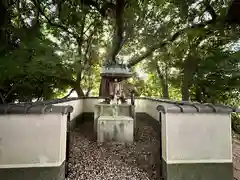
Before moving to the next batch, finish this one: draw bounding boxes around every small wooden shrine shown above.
[99,60,133,104]
[227,0,240,24]
[95,59,135,143]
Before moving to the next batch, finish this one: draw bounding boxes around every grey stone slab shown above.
[0,161,65,180]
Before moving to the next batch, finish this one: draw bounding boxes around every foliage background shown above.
[1,0,240,132]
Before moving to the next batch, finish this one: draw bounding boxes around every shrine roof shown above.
[100,63,133,78]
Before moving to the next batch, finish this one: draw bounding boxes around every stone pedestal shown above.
[160,112,233,180]
[94,103,135,133]
[97,116,134,143]
[94,103,135,143]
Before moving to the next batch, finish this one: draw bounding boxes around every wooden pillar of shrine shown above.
[99,77,110,97]
[227,0,240,24]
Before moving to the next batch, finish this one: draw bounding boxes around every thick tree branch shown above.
[156,63,164,81]
[76,14,87,57]
[156,62,169,99]
[128,16,220,67]
[106,0,125,63]
[0,92,5,104]
[61,88,74,99]
[203,0,217,21]
[84,30,95,64]
[111,0,124,62]
[128,42,167,67]
[85,86,92,97]
[16,0,25,28]
[83,20,95,34]
[78,29,95,81]
[32,0,79,40]
[80,0,102,15]
[226,0,240,24]
[119,22,134,51]
[52,75,76,86]
[0,82,25,104]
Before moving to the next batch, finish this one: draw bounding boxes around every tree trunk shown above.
[85,87,92,97]
[181,55,198,101]
[195,85,202,102]
[156,64,169,99]
[181,55,202,101]
[162,84,169,99]
[74,86,84,97]
[62,89,74,99]
[0,2,10,55]
[99,77,110,97]
[181,38,203,101]
[181,68,191,101]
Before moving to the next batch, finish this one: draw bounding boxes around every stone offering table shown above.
[94,104,135,130]
[94,103,135,143]
[97,116,134,143]
[95,60,136,143]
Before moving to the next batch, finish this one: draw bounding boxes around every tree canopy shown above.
[1,0,240,109]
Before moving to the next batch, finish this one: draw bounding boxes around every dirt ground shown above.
[66,118,240,180]
[66,119,160,180]
[233,138,240,180]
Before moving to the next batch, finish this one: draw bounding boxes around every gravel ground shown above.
[66,119,240,180]
[66,119,160,180]
[233,138,240,180]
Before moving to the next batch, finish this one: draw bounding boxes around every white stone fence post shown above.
[156,99,239,180]
[0,103,73,180]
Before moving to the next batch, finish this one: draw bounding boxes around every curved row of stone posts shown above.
[0,97,237,180]
[155,99,238,180]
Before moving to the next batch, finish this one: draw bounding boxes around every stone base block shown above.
[94,104,135,133]
[162,158,232,180]
[97,116,134,143]
[0,161,65,180]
